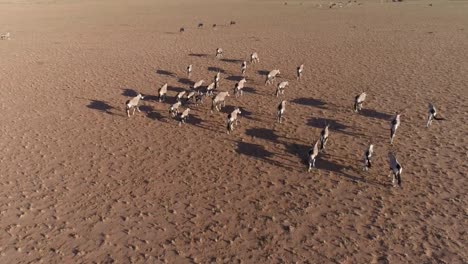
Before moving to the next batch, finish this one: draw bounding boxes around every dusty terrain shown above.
[0,0,467,263]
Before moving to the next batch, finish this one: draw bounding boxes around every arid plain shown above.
[0,0,467,263]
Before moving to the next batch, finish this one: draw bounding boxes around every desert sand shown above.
[0,0,467,263]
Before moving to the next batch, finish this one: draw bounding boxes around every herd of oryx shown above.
[123,22,445,188]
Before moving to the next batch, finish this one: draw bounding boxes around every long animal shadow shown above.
[245,127,279,142]
[156,69,176,77]
[221,58,244,64]
[122,88,138,97]
[257,70,270,76]
[222,105,257,121]
[243,87,256,94]
[307,117,365,137]
[236,141,274,160]
[360,108,393,120]
[178,78,194,86]
[208,67,226,73]
[87,100,115,115]
[168,85,186,93]
[291,97,327,109]
[226,75,244,81]
[189,53,208,57]
[315,157,366,183]
[147,110,166,122]
[283,142,310,163]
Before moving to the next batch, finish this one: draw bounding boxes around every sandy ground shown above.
[0,0,467,263]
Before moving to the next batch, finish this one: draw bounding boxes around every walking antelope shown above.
[388,152,402,187]
[308,139,320,171]
[227,107,242,134]
[125,93,144,117]
[193,80,204,91]
[276,81,289,97]
[363,144,374,171]
[176,91,186,102]
[353,92,367,113]
[265,69,280,85]
[169,101,182,117]
[216,48,223,58]
[187,64,192,78]
[234,78,247,97]
[206,82,216,96]
[320,124,330,152]
[353,92,366,112]
[241,61,247,75]
[214,72,221,88]
[277,100,286,123]
[250,52,259,64]
[178,108,190,126]
[427,103,444,127]
[158,83,168,102]
[390,113,401,145]
[297,64,304,80]
[212,91,230,112]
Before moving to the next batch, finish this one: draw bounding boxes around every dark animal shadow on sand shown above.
[222,105,257,121]
[147,111,166,122]
[122,88,138,97]
[189,53,208,57]
[316,157,371,184]
[226,75,244,81]
[243,87,256,94]
[87,100,115,115]
[245,128,279,142]
[307,117,365,137]
[156,70,176,77]
[291,97,327,109]
[178,78,194,86]
[360,108,393,120]
[257,70,270,76]
[168,85,186,93]
[208,67,226,73]
[221,58,244,64]
[235,141,292,169]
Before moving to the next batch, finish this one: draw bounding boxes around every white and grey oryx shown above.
[125,93,144,117]
[277,100,286,123]
[211,91,230,112]
[250,52,259,63]
[390,113,401,145]
[307,139,320,172]
[388,152,403,187]
[426,103,444,127]
[234,78,247,97]
[265,69,280,85]
[363,144,374,171]
[158,83,168,102]
[297,64,304,80]
[226,107,242,134]
[276,81,289,97]
[353,92,366,113]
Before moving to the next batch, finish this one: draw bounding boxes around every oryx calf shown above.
[241,61,247,76]
[277,100,286,123]
[158,83,168,102]
[234,78,247,97]
[265,69,280,85]
[125,93,144,117]
[227,107,242,134]
[297,64,304,80]
[363,144,374,171]
[320,124,330,152]
[388,152,402,187]
[250,52,259,64]
[187,64,192,78]
[178,108,190,126]
[354,92,366,112]
[276,81,289,97]
[169,101,182,117]
[216,48,223,58]
[390,113,401,145]
[211,91,230,112]
[427,103,443,127]
[0,32,10,40]
[308,140,320,172]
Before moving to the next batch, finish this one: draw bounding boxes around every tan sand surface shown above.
[0,0,467,263]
